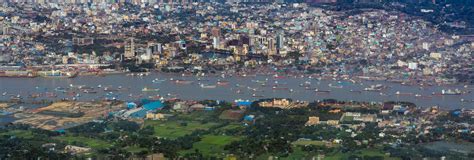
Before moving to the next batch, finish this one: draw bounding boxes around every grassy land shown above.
[179,135,241,158]
[256,148,315,160]
[144,120,219,139]
[54,135,112,149]
[216,123,244,131]
[125,146,148,153]
[174,111,216,121]
[257,147,400,160]
[292,140,327,146]
[0,130,35,139]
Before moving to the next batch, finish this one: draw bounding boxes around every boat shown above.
[217,80,229,86]
[299,81,311,87]
[200,84,217,89]
[45,92,57,98]
[395,91,413,96]
[0,110,13,116]
[272,86,288,90]
[364,84,385,91]
[252,93,264,98]
[349,90,362,93]
[328,83,343,89]
[142,87,160,92]
[152,78,166,83]
[54,87,67,92]
[273,74,285,79]
[235,89,242,94]
[441,89,462,95]
[314,89,330,93]
[29,93,41,98]
[174,80,193,85]
[82,89,97,94]
[103,87,118,92]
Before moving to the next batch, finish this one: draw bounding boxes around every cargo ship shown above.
[38,70,78,78]
[0,70,36,78]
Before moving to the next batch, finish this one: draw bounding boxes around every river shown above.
[0,73,473,110]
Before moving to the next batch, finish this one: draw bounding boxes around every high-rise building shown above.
[124,38,135,59]
[276,33,284,50]
[211,27,221,49]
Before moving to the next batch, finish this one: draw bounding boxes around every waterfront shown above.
[0,73,472,109]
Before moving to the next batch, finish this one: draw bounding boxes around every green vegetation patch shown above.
[292,140,326,146]
[180,135,241,157]
[144,120,219,139]
[324,149,399,160]
[54,135,112,149]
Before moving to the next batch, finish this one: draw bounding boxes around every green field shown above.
[144,120,219,139]
[54,135,112,149]
[179,135,241,157]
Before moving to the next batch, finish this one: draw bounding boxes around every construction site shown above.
[13,101,125,131]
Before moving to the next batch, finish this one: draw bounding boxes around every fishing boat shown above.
[142,87,160,92]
